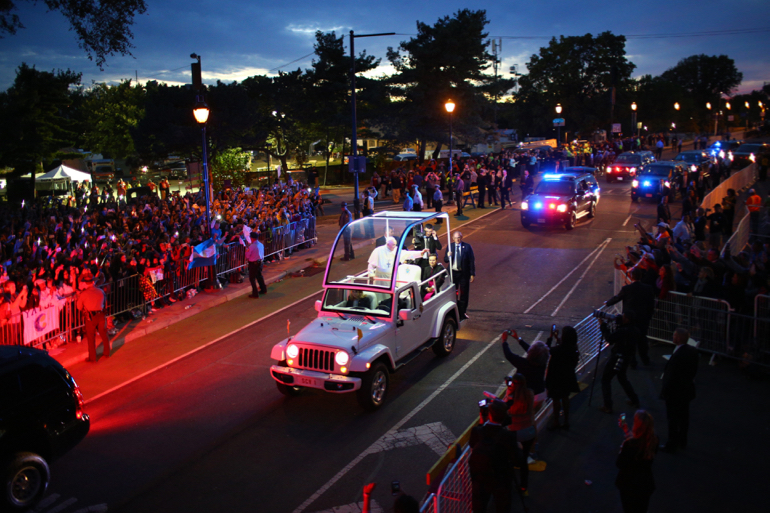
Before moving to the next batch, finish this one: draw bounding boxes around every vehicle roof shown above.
[540,172,594,182]
[563,166,597,175]
[0,345,48,366]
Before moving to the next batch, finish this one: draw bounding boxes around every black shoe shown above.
[462,313,470,320]
[260,290,267,295]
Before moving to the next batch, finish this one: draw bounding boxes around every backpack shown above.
[469,426,510,480]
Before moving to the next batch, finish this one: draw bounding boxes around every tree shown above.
[0,0,147,67]
[660,54,743,106]
[83,80,145,158]
[211,147,250,191]
[386,9,502,160]
[515,32,635,138]
[0,63,81,195]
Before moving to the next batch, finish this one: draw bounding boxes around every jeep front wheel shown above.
[432,317,457,357]
[357,362,389,411]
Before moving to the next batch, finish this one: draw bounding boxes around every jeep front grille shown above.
[298,347,335,372]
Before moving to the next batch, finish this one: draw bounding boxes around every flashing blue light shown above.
[643,180,651,187]
[534,202,543,209]
[542,173,564,181]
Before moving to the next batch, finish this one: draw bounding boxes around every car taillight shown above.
[74,386,85,420]
[557,204,567,212]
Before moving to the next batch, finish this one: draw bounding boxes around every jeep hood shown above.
[294,316,390,350]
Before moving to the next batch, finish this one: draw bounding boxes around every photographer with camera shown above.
[606,267,655,367]
[597,311,641,414]
[501,329,549,401]
[469,399,524,513]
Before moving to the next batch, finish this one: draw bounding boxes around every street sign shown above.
[348,156,367,173]
[612,123,622,133]
[553,118,565,127]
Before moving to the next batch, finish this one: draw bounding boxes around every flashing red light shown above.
[549,203,556,209]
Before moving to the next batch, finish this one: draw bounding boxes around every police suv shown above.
[521,170,600,230]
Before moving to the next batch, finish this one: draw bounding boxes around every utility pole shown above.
[492,38,501,125]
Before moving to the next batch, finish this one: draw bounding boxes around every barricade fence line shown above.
[700,162,756,214]
[1,216,318,350]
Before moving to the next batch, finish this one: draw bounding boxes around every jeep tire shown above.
[4,452,50,510]
[357,362,389,411]
[432,317,457,357]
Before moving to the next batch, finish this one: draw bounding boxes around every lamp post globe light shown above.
[555,103,562,146]
[445,100,455,176]
[631,102,637,137]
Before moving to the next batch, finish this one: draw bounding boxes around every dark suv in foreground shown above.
[0,347,90,510]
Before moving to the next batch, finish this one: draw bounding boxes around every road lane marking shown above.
[522,238,611,315]
[85,290,323,404]
[622,208,639,227]
[292,334,503,513]
[550,238,612,316]
[312,500,383,513]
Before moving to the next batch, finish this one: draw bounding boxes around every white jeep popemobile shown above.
[270,211,460,410]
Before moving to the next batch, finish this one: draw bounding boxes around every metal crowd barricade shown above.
[721,212,751,257]
[435,446,472,513]
[700,162,757,213]
[0,297,85,350]
[648,291,731,353]
[419,493,437,513]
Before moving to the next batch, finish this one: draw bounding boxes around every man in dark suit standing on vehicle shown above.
[606,267,655,366]
[444,231,475,320]
[659,327,698,453]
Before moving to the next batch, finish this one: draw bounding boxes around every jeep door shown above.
[394,283,428,359]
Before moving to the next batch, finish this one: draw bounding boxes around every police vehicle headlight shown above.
[690,165,697,172]
[664,181,670,188]
[630,167,637,174]
[335,351,349,366]
[286,343,299,359]
[632,180,639,188]
[521,201,528,210]
[557,204,567,213]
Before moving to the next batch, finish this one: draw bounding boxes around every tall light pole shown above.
[555,103,563,146]
[631,102,637,138]
[349,30,395,219]
[191,53,218,289]
[445,100,455,175]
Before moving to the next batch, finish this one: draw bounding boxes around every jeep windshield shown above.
[322,288,393,317]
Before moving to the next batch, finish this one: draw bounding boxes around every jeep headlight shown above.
[286,343,299,359]
[335,351,349,366]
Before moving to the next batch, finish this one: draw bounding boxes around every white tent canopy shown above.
[38,165,91,182]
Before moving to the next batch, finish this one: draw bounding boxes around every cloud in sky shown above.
[0,0,766,96]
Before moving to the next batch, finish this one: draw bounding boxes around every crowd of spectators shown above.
[0,177,317,332]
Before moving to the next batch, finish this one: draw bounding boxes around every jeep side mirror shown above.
[315,300,322,312]
[398,309,409,322]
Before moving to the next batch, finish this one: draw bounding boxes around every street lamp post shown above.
[631,102,637,138]
[555,103,563,146]
[191,54,218,290]
[349,30,395,219]
[445,100,455,176]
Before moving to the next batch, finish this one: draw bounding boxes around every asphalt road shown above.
[44,179,663,513]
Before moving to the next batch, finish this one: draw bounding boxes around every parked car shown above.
[732,143,769,163]
[674,150,712,177]
[270,212,459,410]
[393,153,418,162]
[1,346,90,510]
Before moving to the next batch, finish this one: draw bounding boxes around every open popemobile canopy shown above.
[325,211,454,293]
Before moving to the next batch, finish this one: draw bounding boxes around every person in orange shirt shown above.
[746,189,762,242]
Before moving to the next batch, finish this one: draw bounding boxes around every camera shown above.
[593,310,621,322]
[505,375,513,387]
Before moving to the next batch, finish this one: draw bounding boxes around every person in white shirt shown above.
[412,185,423,212]
[368,237,427,283]
[245,231,266,298]
[672,215,694,245]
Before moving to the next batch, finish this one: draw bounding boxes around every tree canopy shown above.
[0,0,147,67]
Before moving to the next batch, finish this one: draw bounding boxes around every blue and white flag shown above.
[188,238,217,270]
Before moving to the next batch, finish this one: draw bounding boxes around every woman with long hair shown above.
[657,264,676,299]
[616,410,658,513]
[545,326,580,429]
[505,373,535,496]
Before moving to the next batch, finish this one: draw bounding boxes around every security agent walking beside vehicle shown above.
[659,327,698,453]
[606,267,655,366]
[75,269,110,362]
[598,311,641,414]
[469,399,524,513]
[444,231,475,320]
[246,231,267,298]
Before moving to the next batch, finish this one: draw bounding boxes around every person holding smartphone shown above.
[616,410,658,513]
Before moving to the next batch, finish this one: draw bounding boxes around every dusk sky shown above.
[1,0,768,96]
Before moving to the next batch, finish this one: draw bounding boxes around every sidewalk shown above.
[51,192,513,400]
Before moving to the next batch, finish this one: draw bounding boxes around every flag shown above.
[240,225,252,247]
[188,238,217,270]
[22,305,59,345]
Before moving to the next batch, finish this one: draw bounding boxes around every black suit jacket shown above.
[344,296,373,309]
[420,262,445,295]
[661,344,698,402]
[444,242,476,279]
[607,280,656,322]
